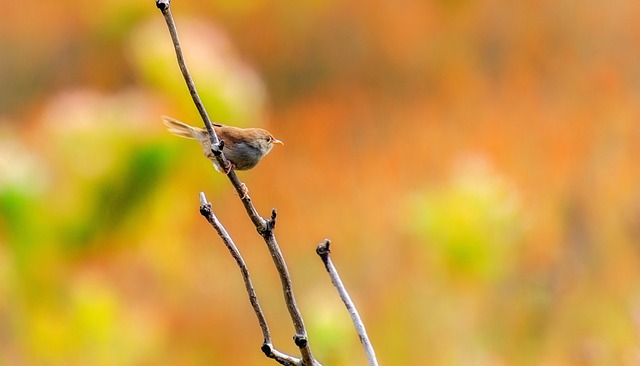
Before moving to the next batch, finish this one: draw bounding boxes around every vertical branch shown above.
[317,240,378,366]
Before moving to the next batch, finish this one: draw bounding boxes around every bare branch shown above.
[199,193,302,365]
[317,240,379,366]
[155,0,219,146]
[198,193,270,341]
[261,228,317,365]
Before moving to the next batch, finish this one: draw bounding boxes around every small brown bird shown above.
[162,116,283,172]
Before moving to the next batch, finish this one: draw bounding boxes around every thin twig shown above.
[199,193,300,366]
[317,240,379,366]
[198,193,270,342]
[156,0,218,145]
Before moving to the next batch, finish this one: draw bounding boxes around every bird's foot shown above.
[238,183,249,199]
[225,161,235,174]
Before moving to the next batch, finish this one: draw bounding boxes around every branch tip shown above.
[199,192,208,206]
[316,239,331,257]
[155,0,170,11]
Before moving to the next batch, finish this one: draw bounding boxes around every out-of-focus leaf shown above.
[64,142,177,250]
[408,157,523,284]
[128,19,266,126]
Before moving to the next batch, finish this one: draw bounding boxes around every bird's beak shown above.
[273,139,284,146]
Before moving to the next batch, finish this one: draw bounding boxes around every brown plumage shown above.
[162,116,283,171]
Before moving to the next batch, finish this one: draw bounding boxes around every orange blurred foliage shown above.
[1,0,640,365]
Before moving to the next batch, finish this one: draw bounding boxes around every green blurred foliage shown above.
[128,18,266,126]
[409,158,523,285]
[1,0,640,365]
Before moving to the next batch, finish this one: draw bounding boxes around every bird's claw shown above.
[225,161,234,174]
[239,183,249,199]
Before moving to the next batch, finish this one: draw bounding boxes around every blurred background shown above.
[1,0,640,364]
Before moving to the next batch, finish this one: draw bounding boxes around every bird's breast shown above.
[223,142,262,170]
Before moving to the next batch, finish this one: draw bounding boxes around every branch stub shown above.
[293,334,308,348]
[261,342,272,357]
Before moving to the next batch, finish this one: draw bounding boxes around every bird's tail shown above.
[161,116,206,140]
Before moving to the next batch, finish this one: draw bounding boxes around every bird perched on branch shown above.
[162,116,283,172]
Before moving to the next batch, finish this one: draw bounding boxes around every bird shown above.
[162,116,283,172]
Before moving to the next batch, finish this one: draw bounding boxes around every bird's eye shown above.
[266,136,272,142]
